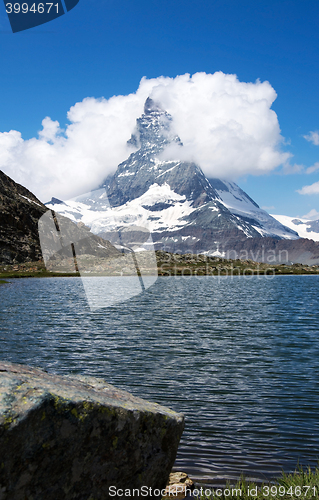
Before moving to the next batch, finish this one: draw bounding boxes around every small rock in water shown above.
[164,471,194,498]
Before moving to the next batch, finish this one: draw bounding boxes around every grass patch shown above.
[0,270,80,279]
[196,465,319,499]
[0,261,80,279]
[0,279,9,285]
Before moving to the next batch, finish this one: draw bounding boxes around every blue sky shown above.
[1,0,319,217]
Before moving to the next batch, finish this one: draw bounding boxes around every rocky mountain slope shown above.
[208,178,298,239]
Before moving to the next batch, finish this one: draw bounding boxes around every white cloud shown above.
[0,72,290,202]
[306,162,319,174]
[302,209,319,220]
[297,182,319,195]
[304,131,319,146]
[150,73,290,178]
[281,162,304,174]
[0,94,148,202]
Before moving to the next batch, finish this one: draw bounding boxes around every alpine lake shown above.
[1,271,319,488]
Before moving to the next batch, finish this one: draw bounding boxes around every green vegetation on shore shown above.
[1,251,319,279]
[196,466,319,500]
[0,261,80,279]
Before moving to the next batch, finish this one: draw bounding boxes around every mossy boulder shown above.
[0,362,184,499]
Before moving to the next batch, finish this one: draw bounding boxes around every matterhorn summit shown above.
[47,97,298,255]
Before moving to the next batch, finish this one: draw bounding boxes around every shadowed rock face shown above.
[0,170,47,263]
[0,362,184,500]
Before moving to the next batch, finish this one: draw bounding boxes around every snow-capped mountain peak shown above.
[127,97,182,153]
[47,97,300,254]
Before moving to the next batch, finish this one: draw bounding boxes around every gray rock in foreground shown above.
[0,362,184,500]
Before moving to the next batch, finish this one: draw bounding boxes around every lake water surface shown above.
[1,275,319,486]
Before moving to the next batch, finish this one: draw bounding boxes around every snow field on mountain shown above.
[271,214,319,241]
[47,183,196,235]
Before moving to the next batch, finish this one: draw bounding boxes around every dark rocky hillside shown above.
[0,171,120,265]
[0,170,47,263]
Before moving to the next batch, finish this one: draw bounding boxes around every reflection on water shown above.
[1,275,319,485]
